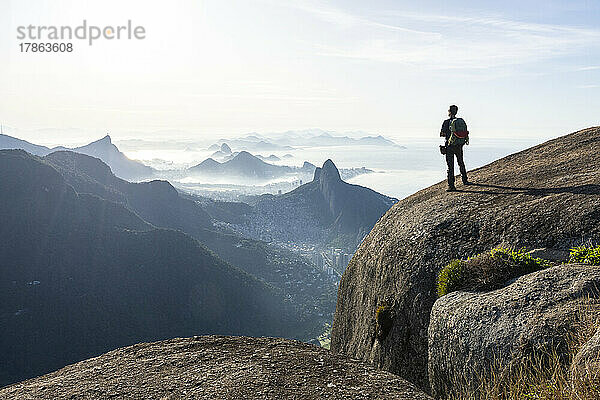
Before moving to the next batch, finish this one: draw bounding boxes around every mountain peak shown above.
[221,143,232,154]
[199,158,219,167]
[233,151,260,163]
[72,135,153,180]
[84,135,113,148]
[100,134,112,144]
[320,159,341,182]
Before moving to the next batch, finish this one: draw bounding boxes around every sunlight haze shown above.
[1,0,599,145]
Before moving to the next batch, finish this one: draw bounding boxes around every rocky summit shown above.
[331,126,600,391]
[0,336,432,400]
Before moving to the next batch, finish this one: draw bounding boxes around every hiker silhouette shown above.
[440,105,469,191]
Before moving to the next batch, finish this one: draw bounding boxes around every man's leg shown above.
[446,147,456,189]
[456,145,468,184]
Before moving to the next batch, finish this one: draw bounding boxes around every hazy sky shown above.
[1,0,599,145]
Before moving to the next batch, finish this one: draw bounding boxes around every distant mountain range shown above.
[288,134,397,147]
[204,129,402,152]
[235,129,402,148]
[0,136,394,386]
[1,134,377,186]
[0,149,316,387]
[209,143,233,161]
[0,134,153,181]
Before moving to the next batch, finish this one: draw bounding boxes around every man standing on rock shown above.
[440,104,469,192]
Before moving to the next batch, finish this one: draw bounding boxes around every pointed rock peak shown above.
[302,161,316,169]
[84,134,112,147]
[221,143,232,154]
[320,159,341,182]
[313,167,322,181]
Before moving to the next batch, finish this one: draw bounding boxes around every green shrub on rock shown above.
[437,248,552,297]
[437,259,463,297]
[570,245,600,265]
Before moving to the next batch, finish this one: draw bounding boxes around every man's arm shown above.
[440,120,449,138]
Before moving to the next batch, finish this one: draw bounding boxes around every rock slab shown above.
[428,265,600,398]
[0,336,433,400]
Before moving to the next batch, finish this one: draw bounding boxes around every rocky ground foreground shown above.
[0,335,432,399]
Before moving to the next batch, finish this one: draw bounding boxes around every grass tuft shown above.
[437,248,552,298]
[437,259,464,297]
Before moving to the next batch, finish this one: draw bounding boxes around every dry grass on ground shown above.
[444,303,600,400]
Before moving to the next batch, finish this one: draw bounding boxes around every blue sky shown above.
[1,0,599,145]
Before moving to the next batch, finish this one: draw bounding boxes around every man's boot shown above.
[446,185,456,192]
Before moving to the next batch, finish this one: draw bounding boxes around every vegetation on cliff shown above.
[570,244,600,266]
[437,244,600,298]
[437,247,551,297]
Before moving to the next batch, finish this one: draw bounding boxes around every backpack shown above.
[448,118,469,146]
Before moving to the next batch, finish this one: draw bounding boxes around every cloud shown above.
[278,1,600,71]
[289,1,441,37]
